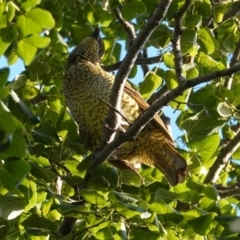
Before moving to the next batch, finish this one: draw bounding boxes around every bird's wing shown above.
[124,82,174,143]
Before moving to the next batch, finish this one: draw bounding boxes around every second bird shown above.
[63,27,188,186]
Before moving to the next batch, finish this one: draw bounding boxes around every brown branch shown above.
[97,97,131,126]
[88,64,240,173]
[113,7,136,40]
[113,7,149,75]
[172,0,192,83]
[147,84,169,104]
[216,182,240,198]
[204,124,240,184]
[89,0,173,170]
[172,100,210,117]
[102,55,162,72]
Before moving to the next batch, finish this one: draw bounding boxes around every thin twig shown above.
[97,96,131,126]
[172,100,210,117]
[113,7,136,40]
[147,84,169,104]
[102,55,162,72]
[172,0,192,84]
[204,124,240,183]
[113,7,149,75]
[217,182,240,198]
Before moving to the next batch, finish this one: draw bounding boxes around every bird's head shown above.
[67,27,105,65]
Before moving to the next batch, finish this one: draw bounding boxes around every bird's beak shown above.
[90,26,105,59]
[91,27,101,42]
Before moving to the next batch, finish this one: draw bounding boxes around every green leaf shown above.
[20,179,37,211]
[80,189,107,205]
[0,104,17,143]
[149,24,172,48]
[108,191,138,204]
[21,0,41,12]
[17,35,51,65]
[0,25,17,56]
[0,196,25,220]
[197,1,212,18]
[6,2,15,22]
[31,130,55,145]
[203,185,218,200]
[181,29,197,54]
[121,0,147,20]
[217,102,232,118]
[139,71,162,100]
[70,23,92,44]
[0,217,10,237]
[115,202,146,218]
[1,160,30,191]
[188,134,220,163]
[197,52,219,68]
[119,169,142,187]
[197,27,219,54]
[30,162,58,182]
[188,212,217,235]
[184,14,202,28]
[149,201,175,215]
[0,129,26,159]
[21,213,55,232]
[170,89,190,111]
[186,67,199,79]
[163,53,174,69]
[90,163,119,187]
[222,33,238,53]
[179,110,225,140]
[94,7,113,27]
[17,8,55,37]
[0,3,7,29]
[30,7,54,31]
[154,188,177,204]
[165,70,178,89]
[0,68,9,90]
[214,4,227,24]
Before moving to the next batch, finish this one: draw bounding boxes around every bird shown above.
[63,27,188,186]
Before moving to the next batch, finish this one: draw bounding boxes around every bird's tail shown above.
[152,144,188,186]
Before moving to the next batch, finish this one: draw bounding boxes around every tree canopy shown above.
[0,0,240,239]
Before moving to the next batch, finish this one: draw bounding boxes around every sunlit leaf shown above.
[0,196,25,220]
[197,27,219,54]
[139,71,162,100]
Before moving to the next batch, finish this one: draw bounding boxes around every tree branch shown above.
[216,182,240,198]
[147,84,169,104]
[113,7,149,75]
[89,0,173,170]
[172,0,192,83]
[90,63,240,172]
[102,55,162,72]
[204,124,240,184]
